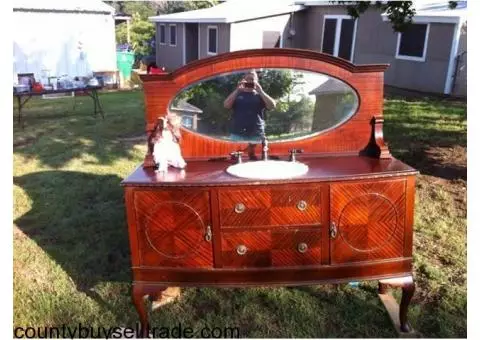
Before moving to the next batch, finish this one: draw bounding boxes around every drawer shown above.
[218,188,322,228]
[220,229,322,268]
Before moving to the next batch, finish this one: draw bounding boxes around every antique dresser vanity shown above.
[121,49,418,337]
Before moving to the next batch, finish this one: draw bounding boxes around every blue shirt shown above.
[231,92,266,137]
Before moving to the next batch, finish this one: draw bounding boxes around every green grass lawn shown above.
[13,91,466,338]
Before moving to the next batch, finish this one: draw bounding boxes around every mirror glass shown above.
[169,68,358,143]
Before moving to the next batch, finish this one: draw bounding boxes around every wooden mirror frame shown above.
[140,48,391,168]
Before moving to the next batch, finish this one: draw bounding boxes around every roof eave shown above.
[13,7,114,14]
[149,5,305,24]
[381,13,462,24]
[149,16,228,23]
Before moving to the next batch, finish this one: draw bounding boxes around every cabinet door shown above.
[330,180,406,264]
[134,190,213,268]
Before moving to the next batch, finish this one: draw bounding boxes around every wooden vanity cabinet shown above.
[122,49,419,336]
[125,172,415,273]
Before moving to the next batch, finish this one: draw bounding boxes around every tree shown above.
[340,1,458,31]
[129,13,156,56]
[104,1,219,56]
[154,1,220,14]
[266,95,315,138]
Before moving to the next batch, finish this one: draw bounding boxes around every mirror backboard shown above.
[169,68,359,143]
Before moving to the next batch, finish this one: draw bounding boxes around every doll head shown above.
[152,113,182,144]
[151,117,165,143]
[165,112,182,142]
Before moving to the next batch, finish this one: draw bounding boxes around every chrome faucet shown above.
[230,151,243,164]
[289,149,304,162]
[261,136,268,160]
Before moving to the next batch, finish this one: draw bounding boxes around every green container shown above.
[116,51,135,79]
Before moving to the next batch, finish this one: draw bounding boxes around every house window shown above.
[159,24,166,44]
[169,24,177,46]
[207,26,218,55]
[182,116,193,129]
[321,16,357,62]
[396,23,430,61]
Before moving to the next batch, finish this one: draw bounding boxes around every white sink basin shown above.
[226,160,309,180]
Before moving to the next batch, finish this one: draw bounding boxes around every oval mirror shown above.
[169,68,358,143]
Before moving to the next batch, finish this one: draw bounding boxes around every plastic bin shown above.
[116,51,135,80]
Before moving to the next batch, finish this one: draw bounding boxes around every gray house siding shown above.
[295,6,458,94]
[156,22,184,71]
[155,22,229,70]
[154,14,292,70]
[353,8,455,94]
[452,22,467,97]
[282,11,308,48]
[301,6,348,51]
[152,5,465,96]
[198,23,230,59]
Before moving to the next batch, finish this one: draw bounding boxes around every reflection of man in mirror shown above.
[223,70,276,141]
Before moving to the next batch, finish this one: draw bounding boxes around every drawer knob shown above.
[234,203,246,214]
[297,242,308,253]
[297,200,307,211]
[236,245,248,255]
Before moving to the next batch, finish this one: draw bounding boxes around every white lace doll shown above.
[152,113,187,172]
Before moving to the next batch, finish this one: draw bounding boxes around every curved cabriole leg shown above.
[132,284,169,338]
[132,284,150,338]
[378,275,415,334]
[400,277,415,333]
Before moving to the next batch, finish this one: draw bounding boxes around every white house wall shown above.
[229,15,290,51]
[13,11,116,82]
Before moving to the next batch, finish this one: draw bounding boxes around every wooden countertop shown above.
[121,155,418,187]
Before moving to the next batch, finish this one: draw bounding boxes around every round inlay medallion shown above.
[338,194,398,252]
[144,201,205,259]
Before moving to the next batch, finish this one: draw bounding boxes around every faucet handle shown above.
[230,151,244,164]
[288,149,304,162]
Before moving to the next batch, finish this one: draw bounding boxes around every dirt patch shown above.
[401,144,466,181]
[422,174,466,218]
[412,145,467,217]
[424,145,466,180]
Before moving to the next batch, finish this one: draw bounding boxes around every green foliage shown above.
[174,72,243,136]
[104,1,157,17]
[259,69,299,100]
[106,1,218,56]
[158,1,220,14]
[129,13,156,56]
[266,95,314,139]
[123,1,158,18]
